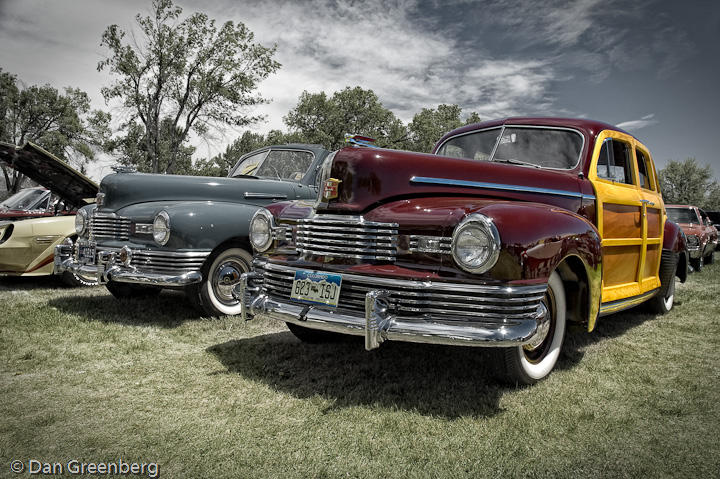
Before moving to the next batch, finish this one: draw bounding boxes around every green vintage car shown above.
[56,144,330,316]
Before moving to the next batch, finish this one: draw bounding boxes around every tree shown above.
[658,158,720,210]
[98,0,280,174]
[0,69,110,193]
[405,104,481,153]
[109,118,196,175]
[284,86,407,150]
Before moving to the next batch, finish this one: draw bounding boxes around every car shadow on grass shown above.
[48,289,202,328]
[0,275,67,291]
[208,331,513,419]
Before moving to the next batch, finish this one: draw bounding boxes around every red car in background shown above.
[666,205,717,271]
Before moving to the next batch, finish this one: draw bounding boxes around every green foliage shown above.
[0,69,111,192]
[405,104,481,153]
[284,86,406,150]
[659,158,720,210]
[98,0,280,174]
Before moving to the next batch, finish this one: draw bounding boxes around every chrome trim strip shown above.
[244,192,288,200]
[410,176,596,200]
[599,289,659,316]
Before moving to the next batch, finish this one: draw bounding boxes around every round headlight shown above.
[451,213,501,274]
[153,211,171,246]
[75,209,87,235]
[250,209,273,252]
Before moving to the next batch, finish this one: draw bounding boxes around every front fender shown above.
[159,201,261,250]
[445,201,602,330]
[663,220,688,282]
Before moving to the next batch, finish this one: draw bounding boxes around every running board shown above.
[599,288,659,316]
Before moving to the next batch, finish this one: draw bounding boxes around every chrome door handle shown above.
[640,200,655,206]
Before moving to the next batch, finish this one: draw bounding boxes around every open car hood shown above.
[0,142,98,207]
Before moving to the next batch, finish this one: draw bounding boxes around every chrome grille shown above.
[256,262,546,321]
[295,215,399,261]
[409,235,452,254]
[129,250,210,274]
[91,213,131,240]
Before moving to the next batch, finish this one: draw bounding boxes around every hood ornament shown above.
[344,133,379,148]
[111,165,137,174]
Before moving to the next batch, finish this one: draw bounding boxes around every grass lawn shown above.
[1,254,719,478]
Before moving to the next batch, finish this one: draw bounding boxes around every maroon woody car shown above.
[665,205,717,270]
[237,118,688,384]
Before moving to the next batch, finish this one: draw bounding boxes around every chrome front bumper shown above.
[54,245,207,287]
[234,265,549,351]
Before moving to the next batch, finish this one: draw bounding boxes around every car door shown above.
[633,145,664,292]
[589,130,659,304]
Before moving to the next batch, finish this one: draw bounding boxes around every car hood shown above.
[99,172,314,211]
[319,146,585,213]
[0,142,98,207]
[676,223,707,236]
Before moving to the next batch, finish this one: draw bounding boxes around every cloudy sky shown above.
[1,0,718,181]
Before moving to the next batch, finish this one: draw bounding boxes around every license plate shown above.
[290,270,342,307]
[78,242,96,264]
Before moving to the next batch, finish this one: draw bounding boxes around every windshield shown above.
[436,126,584,169]
[0,188,48,210]
[231,149,315,181]
[667,207,699,224]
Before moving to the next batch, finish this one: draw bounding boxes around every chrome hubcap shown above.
[212,261,244,305]
[525,312,551,351]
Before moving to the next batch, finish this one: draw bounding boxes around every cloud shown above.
[192,0,559,143]
[617,113,659,131]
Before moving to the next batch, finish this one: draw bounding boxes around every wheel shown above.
[61,270,98,287]
[285,322,348,343]
[106,281,162,299]
[494,271,566,385]
[187,247,252,317]
[691,255,703,272]
[646,253,677,314]
[646,272,675,314]
[704,249,715,265]
[58,237,98,287]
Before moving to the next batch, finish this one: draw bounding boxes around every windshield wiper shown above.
[492,158,541,168]
[232,174,259,179]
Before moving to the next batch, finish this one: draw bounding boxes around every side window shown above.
[37,196,50,210]
[596,140,612,180]
[230,151,267,178]
[635,149,653,190]
[596,139,634,185]
[610,140,634,185]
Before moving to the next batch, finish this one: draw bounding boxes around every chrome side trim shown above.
[244,192,288,200]
[599,289,659,316]
[410,176,596,200]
